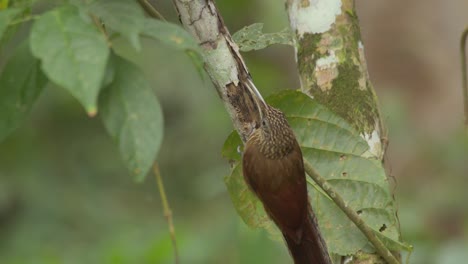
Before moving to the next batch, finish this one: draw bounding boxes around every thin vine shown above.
[138,0,166,21]
[303,160,401,264]
[460,26,468,130]
[153,163,179,264]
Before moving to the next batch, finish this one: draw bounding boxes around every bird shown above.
[242,80,332,264]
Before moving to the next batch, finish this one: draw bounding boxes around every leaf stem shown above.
[138,0,166,21]
[91,15,111,47]
[303,160,400,264]
[153,163,179,264]
[460,26,468,131]
[9,14,40,25]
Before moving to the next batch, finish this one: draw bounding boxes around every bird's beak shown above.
[245,78,267,125]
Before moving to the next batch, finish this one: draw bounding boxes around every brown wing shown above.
[242,142,308,242]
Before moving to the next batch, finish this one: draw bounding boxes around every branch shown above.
[460,26,468,131]
[170,0,263,143]
[153,163,179,264]
[303,161,400,264]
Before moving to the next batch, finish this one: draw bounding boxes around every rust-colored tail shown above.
[283,212,332,264]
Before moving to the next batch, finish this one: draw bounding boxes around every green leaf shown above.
[142,19,200,51]
[186,49,205,80]
[222,133,260,225]
[221,131,242,164]
[0,6,32,48]
[0,7,21,40]
[232,23,294,52]
[88,0,145,51]
[222,90,409,255]
[30,5,109,115]
[99,54,163,181]
[224,164,271,228]
[0,39,47,142]
[222,139,281,239]
[141,18,204,79]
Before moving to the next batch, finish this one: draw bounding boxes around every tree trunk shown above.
[286,0,400,263]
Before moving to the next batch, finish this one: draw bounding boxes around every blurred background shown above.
[0,0,467,263]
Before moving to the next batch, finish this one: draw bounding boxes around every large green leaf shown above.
[88,0,146,51]
[0,7,21,41]
[222,132,281,238]
[99,54,163,181]
[222,90,409,255]
[0,39,47,142]
[224,164,270,228]
[222,132,268,228]
[30,5,109,115]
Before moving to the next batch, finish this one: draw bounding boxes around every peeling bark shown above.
[172,0,263,143]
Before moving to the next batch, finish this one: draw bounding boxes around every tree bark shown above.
[171,0,262,143]
[286,0,385,159]
[286,0,400,263]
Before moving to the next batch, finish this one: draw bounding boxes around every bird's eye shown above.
[262,120,266,126]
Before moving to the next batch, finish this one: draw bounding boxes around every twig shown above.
[138,0,166,21]
[90,15,111,47]
[153,163,179,264]
[303,160,400,264]
[9,14,40,25]
[460,26,468,130]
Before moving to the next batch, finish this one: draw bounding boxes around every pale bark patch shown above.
[288,0,342,36]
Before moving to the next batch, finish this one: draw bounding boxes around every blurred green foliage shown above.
[0,1,293,263]
[0,36,291,263]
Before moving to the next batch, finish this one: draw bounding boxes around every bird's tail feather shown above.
[284,212,332,264]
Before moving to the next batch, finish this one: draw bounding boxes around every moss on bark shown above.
[312,62,378,134]
[297,33,321,85]
[295,6,379,135]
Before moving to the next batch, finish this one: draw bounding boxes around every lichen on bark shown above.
[292,0,380,135]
